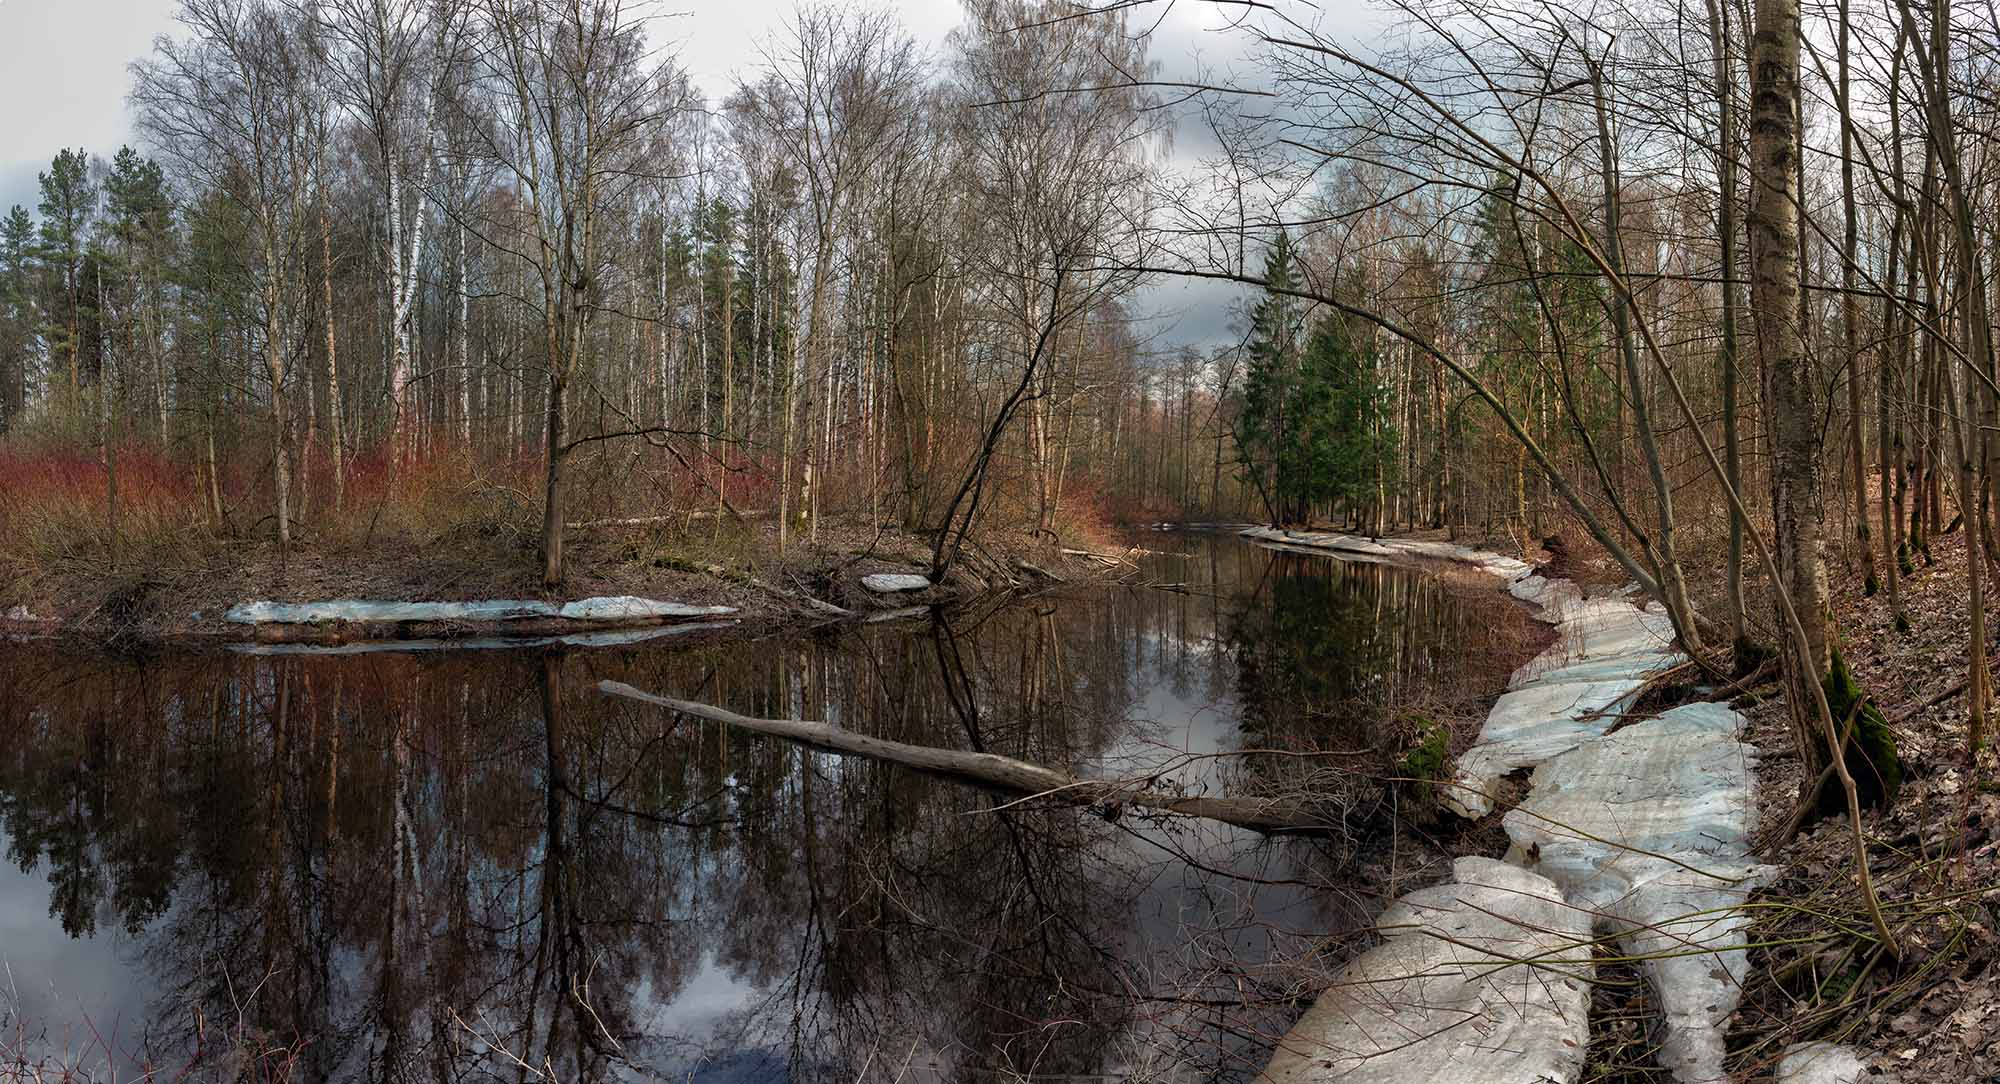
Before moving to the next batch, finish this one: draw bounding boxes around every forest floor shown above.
[1726,525,2000,1080]
[0,513,1132,647]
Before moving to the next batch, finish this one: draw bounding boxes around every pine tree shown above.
[0,207,35,432]
[1305,310,1399,528]
[36,149,97,397]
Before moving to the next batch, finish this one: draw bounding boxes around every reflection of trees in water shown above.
[1227,552,1514,752]
[0,542,1532,1082]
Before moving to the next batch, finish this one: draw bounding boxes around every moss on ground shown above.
[1396,714,1449,819]
[1818,647,1903,814]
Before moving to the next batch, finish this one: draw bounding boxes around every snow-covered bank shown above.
[1257,858,1594,1084]
[223,596,736,626]
[1243,527,1833,1084]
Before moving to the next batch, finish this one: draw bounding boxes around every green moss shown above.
[1396,715,1449,819]
[1817,647,1903,815]
[1863,572,1880,597]
[1894,611,1911,635]
[1897,542,1915,577]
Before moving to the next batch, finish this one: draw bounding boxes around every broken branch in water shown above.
[596,680,1320,833]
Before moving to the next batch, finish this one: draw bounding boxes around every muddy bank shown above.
[0,518,1132,648]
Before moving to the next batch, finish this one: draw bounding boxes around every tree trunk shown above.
[1836,0,1878,597]
[542,373,566,589]
[1706,0,1754,659]
[1750,0,1829,717]
[322,204,345,511]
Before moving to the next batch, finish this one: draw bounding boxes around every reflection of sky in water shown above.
[0,859,149,1065]
[0,533,1524,1081]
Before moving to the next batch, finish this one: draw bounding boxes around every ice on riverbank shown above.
[1504,701,1775,1083]
[1240,527,1765,1084]
[556,596,736,621]
[223,596,735,626]
[1257,857,1593,1084]
[1448,595,1678,818]
[861,573,932,593]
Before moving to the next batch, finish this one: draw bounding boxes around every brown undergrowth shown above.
[1726,524,2000,1080]
[0,495,1127,645]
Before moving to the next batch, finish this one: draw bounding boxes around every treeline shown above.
[0,0,1271,591]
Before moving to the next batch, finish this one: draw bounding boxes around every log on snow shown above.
[597,680,1315,832]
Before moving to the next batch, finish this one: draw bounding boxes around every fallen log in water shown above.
[598,680,1317,833]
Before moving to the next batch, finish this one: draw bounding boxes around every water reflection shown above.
[0,535,1537,1082]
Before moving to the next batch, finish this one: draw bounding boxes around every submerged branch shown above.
[597,680,1319,833]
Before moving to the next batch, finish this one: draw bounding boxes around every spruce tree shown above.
[1237,229,1307,524]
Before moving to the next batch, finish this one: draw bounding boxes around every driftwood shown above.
[598,680,1317,832]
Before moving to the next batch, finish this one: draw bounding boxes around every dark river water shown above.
[0,532,1538,1083]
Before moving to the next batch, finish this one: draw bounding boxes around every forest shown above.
[5,0,2000,1076]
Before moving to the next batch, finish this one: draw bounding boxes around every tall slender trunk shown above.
[1836,0,1878,596]
[322,204,345,511]
[458,221,472,448]
[542,367,567,589]
[1707,0,1752,655]
[718,255,734,520]
[1750,0,1829,699]
[1590,55,1704,654]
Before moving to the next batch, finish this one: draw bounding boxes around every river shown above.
[0,531,1542,1082]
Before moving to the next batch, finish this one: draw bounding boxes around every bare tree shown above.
[927,0,1159,579]
[135,0,332,551]
[457,0,680,587]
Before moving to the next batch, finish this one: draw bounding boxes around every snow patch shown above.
[861,573,932,593]
[557,596,735,621]
[225,599,558,625]
[1257,857,1592,1084]
[1777,1043,1874,1084]
[1503,702,1776,1083]
[1447,596,1677,819]
[224,596,735,626]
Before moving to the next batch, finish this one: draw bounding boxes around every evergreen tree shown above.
[0,206,35,432]
[36,149,98,395]
[1236,229,1308,523]
[1236,230,1400,527]
[1305,309,1398,527]
[100,147,176,438]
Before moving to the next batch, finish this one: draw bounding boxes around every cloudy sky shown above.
[0,0,1338,348]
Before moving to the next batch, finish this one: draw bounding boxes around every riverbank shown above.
[1244,527,1871,1084]
[1726,524,2000,1081]
[0,514,1130,648]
